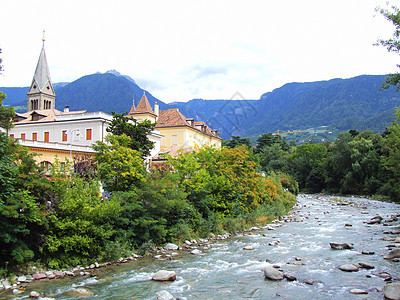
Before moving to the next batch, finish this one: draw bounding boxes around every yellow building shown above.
[128,93,222,157]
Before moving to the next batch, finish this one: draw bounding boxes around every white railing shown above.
[17,139,96,153]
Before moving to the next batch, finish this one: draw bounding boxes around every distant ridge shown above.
[2,73,400,140]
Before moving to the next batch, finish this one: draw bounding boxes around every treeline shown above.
[224,108,400,202]
[0,121,296,272]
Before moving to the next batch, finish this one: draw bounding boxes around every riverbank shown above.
[0,213,290,297]
[1,194,399,299]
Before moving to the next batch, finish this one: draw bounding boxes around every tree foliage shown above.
[107,112,155,158]
[376,4,400,90]
[93,134,146,192]
[41,165,121,268]
[0,133,50,265]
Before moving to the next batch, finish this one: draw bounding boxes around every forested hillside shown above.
[3,74,400,140]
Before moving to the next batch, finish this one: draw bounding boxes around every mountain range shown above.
[2,72,400,141]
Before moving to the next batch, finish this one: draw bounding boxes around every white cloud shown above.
[1,0,398,102]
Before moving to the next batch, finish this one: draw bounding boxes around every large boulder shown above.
[330,242,354,250]
[367,215,383,224]
[264,266,284,280]
[29,291,40,298]
[384,282,400,300]
[164,243,179,251]
[339,264,359,272]
[384,248,400,260]
[32,273,47,280]
[358,262,374,269]
[152,270,177,281]
[190,249,202,255]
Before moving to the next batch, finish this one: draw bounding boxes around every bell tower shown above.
[27,34,55,112]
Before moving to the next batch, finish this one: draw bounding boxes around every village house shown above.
[127,93,222,158]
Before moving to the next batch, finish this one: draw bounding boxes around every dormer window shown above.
[31,112,45,121]
[33,85,37,89]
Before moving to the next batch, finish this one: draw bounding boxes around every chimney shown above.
[64,106,70,113]
[154,102,159,122]
[186,118,194,126]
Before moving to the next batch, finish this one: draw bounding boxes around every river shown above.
[4,194,400,299]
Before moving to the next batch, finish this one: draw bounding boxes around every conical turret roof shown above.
[32,45,52,91]
[135,92,155,115]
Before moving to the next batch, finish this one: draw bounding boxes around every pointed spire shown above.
[128,96,136,115]
[26,38,55,112]
[33,43,52,92]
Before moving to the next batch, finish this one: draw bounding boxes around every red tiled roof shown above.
[156,109,188,127]
[155,108,221,139]
[128,93,156,116]
[13,109,86,124]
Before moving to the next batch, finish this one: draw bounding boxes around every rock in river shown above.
[190,249,203,255]
[157,290,176,300]
[358,262,374,269]
[384,282,400,300]
[367,215,383,224]
[164,243,179,251]
[339,264,359,272]
[264,266,284,281]
[349,289,368,295]
[152,270,177,281]
[243,246,254,250]
[29,291,40,298]
[329,242,354,250]
[384,248,400,260]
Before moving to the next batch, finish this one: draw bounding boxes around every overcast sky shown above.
[1,0,399,103]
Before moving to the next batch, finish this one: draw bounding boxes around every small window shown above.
[172,134,178,146]
[9,134,14,139]
[32,114,39,121]
[44,132,49,142]
[32,132,37,141]
[86,129,92,140]
[21,133,26,140]
[62,130,67,142]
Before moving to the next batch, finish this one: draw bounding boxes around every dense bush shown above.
[0,130,297,271]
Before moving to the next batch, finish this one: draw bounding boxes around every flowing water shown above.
[3,194,400,299]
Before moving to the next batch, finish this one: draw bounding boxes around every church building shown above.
[9,42,162,169]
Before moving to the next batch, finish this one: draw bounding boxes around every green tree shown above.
[107,112,155,158]
[258,143,289,173]
[0,133,49,266]
[255,133,290,153]
[380,108,400,200]
[376,4,400,90]
[93,134,146,192]
[289,143,327,192]
[41,168,121,268]
[222,136,253,149]
[325,131,384,195]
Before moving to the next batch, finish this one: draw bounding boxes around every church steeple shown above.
[27,38,55,112]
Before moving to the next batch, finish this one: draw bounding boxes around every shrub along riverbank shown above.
[0,133,297,275]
